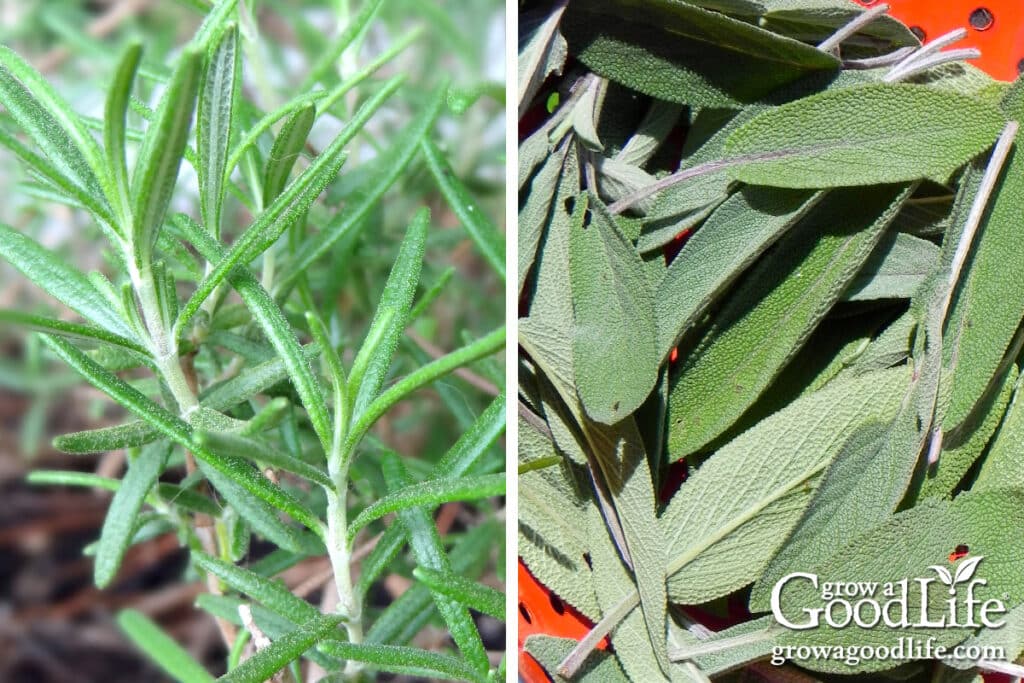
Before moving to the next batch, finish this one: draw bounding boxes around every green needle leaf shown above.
[421,137,505,279]
[219,613,344,683]
[345,326,505,451]
[104,42,143,220]
[317,641,488,682]
[284,82,446,283]
[131,49,202,265]
[0,309,147,355]
[262,102,315,206]
[411,567,504,620]
[191,551,320,625]
[198,24,239,235]
[0,44,114,217]
[40,335,324,538]
[349,207,429,421]
[95,441,171,588]
[117,609,215,683]
[347,472,505,542]
[380,453,490,674]
[0,224,135,339]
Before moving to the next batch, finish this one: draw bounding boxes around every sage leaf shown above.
[667,184,911,456]
[775,489,1024,674]
[662,367,910,604]
[844,232,940,302]
[562,0,838,108]
[725,84,1005,188]
[941,83,1024,431]
[974,373,1024,492]
[570,194,658,424]
[519,0,568,117]
[526,635,630,683]
[655,186,818,361]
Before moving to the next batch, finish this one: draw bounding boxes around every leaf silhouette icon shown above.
[953,556,984,584]
[929,565,954,585]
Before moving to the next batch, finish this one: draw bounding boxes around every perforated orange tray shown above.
[853,0,1024,81]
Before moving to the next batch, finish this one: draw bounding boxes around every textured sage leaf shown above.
[198,24,239,235]
[422,138,505,279]
[285,83,444,283]
[844,232,940,302]
[775,489,1024,674]
[349,208,428,422]
[525,635,630,683]
[411,567,504,620]
[941,84,1024,432]
[41,335,323,537]
[518,1,568,117]
[104,43,142,215]
[219,613,343,683]
[192,551,320,624]
[748,422,892,610]
[317,641,488,683]
[526,144,579,333]
[562,0,838,109]
[947,602,1024,671]
[667,185,911,456]
[725,84,1005,188]
[570,194,657,424]
[347,472,505,542]
[131,50,202,265]
[585,415,669,672]
[95,441,171,588]
[380,453,489,675]
[919,365,1016,499]
[655,186,818,361]
[669,616,779,676]
[261,102,314,206]
[974,373,1024,492]
[117,609,215,683]
[0,224,134,339]
[615,100,683,167]
[586,504,668,681]
[518,417,601,620]
[662,367,909,604]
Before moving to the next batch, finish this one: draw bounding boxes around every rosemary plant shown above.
[1,1,505,681]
